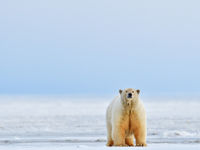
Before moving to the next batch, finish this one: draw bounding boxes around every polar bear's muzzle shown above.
[127,93,132,99]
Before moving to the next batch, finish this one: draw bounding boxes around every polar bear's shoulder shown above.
[107,95,121,112]
[109,95,121,107]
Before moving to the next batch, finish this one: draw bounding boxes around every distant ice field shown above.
[0,95,199,145]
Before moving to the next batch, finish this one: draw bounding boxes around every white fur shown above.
[106,89,147,147]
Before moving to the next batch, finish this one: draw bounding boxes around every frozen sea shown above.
[0,95,199,149]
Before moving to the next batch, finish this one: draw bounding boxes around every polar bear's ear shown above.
[136,89,140,94]
[119,89,123,94]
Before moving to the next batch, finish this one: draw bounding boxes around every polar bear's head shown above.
[119,88,140,105]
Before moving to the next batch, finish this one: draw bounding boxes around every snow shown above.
[0,143,199,150]
[0,95,199,149]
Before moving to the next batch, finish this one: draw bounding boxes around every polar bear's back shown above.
[106,96,123,125]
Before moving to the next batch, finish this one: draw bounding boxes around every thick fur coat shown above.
[106,88,147,146]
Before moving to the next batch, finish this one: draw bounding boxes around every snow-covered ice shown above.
[0,95,199,149]
[0,143,200,150]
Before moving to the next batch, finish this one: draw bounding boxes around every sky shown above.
[0,0,200,96]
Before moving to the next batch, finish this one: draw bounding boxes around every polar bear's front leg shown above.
[134,124,147,147]
[112,124,126,146]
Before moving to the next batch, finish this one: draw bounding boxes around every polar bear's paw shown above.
[125,138,134,146]
[106,140,113,146]
[136,143,147,147]
[114,144,128,147]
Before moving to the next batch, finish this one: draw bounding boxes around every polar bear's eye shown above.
[132,91,134,93]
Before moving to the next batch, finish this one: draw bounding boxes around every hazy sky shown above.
[0,0,200,96]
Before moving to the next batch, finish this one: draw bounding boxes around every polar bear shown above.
[106,88,147,147]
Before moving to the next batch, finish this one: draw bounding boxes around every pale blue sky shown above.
[0,0,200,96]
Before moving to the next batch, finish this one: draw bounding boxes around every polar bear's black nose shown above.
[128,93,132,98]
